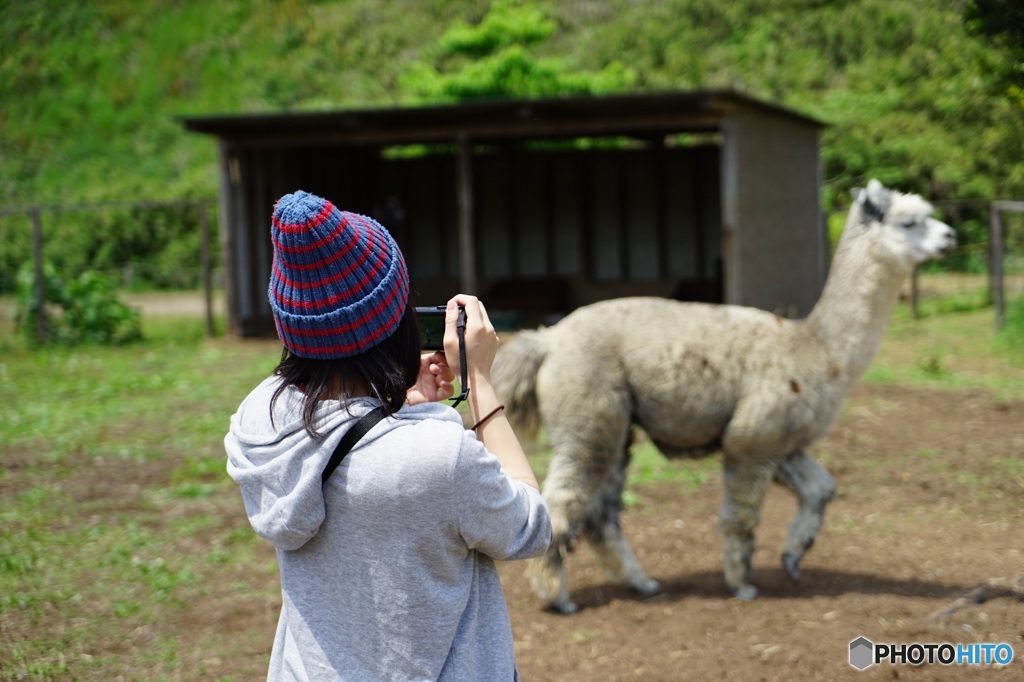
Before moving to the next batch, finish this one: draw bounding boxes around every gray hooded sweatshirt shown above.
[225,376,551,681]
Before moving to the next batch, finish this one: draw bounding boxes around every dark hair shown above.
[270,304,422,438]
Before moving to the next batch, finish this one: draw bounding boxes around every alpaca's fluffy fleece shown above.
[492,180,957,612]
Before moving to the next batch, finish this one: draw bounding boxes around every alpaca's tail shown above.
[491,329,548,442]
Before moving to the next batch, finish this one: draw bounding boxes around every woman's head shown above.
[273,304,421,436]
[267,190,420,436]
[269,190,409,358]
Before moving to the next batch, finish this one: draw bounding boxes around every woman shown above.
[225,191,551,681]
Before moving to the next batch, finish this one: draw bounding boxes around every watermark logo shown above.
[849,637,1014,669]
[849,637,874,671]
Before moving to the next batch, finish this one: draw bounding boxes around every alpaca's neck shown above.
[805,234,909,384]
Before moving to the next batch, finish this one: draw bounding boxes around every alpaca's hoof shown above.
[544,600,579,615]
[632,577,661,596]
[782,552,802,582]
[731,584,759,601]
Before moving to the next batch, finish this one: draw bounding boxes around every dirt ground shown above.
[170,381,1023,682]
[497,383,1024,681]
[6,351,1022,680]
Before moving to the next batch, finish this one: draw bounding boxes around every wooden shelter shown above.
[182,90,826,336]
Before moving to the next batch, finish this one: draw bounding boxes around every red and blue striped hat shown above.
[268,190,409,359]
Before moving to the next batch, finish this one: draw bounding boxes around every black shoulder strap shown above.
[321,406,388,485]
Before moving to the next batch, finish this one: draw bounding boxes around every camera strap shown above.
[321,405,388,485]
[450,306,470,409]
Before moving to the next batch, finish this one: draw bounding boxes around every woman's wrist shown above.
[466,366,492,388]
[471,404,505,430]
[466,381,501,421]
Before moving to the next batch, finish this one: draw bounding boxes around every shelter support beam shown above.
[457,133,478,295]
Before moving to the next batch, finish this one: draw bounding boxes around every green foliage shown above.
[14,262,142,346]
[400,0,636,101]
[826,211,846,255]
[964,0,1024,102]
[1,202,218,295]
[543,0,1024,207]
[440,0,557,56]
[1,0,1024,284]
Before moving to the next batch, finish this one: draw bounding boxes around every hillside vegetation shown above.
[1,0,1022,287]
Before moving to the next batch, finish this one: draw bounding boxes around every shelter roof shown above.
[180,89,825,148]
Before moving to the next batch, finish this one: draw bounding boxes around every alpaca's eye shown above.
[900,217,917,229]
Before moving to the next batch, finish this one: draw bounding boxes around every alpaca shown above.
[491,180,957,613]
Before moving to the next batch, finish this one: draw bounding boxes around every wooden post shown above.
[456,133,478,295]
[31,207,46,344]
[990,203,1005,330]
[218,141,239,337]
[200,200,216,337]
[910,267,919,319]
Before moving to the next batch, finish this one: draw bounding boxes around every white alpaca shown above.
[492,180,956,613]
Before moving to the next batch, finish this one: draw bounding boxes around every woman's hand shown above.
[406,351,455,405]
[442,295,539,490]
[443,295,499,382]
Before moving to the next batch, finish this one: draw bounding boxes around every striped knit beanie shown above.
[268,190,409,359]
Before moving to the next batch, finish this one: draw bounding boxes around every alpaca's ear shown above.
[860,179,891,222]
[865,179,890,202]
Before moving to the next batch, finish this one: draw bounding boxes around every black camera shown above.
[415,305,469,406]
[415,305,454,351]
[413,307,446,350]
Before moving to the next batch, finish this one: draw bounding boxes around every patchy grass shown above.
[0,314,281,681]
[865,294,1024,400]
[1,280,1022,680]
[626,438,719,493]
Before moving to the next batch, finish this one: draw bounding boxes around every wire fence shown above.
[826,200,1024,327]
[1,195,1022,346]
[0,198,220,344]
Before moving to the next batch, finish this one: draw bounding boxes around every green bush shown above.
[15,261,142,346]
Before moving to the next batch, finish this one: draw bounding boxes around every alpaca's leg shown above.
[525,541,574,614]
[525,356,634,613]
[773,449,837,581]
[528,446,622,614]
[524,460,585,614]
[719,456,775,600]
[582,452,660,597]
[528,420,632,613]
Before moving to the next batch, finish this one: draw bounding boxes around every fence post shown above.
[200,199,215,337]
[989,203,1004,331]
[31,207,47,344]
[909,267,919,319]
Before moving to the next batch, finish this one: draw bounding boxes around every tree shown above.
[964,0,1024,107]
[400,0,635,102]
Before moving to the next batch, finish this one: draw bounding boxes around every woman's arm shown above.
[444,296,540,491]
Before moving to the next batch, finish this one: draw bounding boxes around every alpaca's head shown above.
[846,179,957,270]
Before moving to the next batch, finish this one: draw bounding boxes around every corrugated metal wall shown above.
[223,141,726,334]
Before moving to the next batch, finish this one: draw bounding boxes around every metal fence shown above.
[0,198,220,343]
[827,199,1024,329]
[989,201,1024,328]
[1,195,1021,345]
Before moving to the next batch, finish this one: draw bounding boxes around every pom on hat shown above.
[268,190,409,359]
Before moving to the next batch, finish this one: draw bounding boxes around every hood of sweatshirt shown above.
[224,375,460,551]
